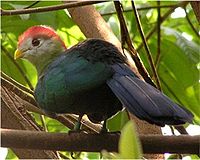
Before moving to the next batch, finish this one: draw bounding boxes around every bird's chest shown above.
[34,74,120,115]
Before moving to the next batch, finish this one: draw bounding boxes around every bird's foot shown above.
[68,115,86,135]
[71,152,81,159]
[73,120,82,131]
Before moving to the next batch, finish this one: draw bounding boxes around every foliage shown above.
[98,1,200,124]
[102,121,142,159]
[1,1,199,159]
[118,120,142,159]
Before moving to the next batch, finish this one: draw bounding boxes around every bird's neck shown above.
[33,51,63,77]
[35,57,54,76]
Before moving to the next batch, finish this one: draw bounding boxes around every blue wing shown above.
[107,64,193,126]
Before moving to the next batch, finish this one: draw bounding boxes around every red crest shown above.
[18,25,66,48]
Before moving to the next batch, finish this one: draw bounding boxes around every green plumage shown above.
[34,38,193,126]
[34,45,122,122]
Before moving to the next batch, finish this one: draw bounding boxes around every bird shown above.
[14,25,193,131]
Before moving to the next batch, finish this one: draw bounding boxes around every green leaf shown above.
[6,149,18,160]
[191,154,200,159]
[107,110,129,132]
[119,121,142,159]
[167,154,181,159]
[159,27,200,124]
[81,152,100,159]
[1,49,37,88]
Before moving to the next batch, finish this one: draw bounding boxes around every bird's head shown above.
[14,25,66,74]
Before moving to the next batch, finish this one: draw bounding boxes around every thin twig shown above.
[40,115,48,132]
[1,46,34,90]
[114,1,157,88]
[101,4,178,16]
[1,71,34,95]
[184,8,199,37]
[131,1,161,90]
[155,0,161,68]
[2,129,200,154]
[170,126,176,135]
[154,0,189,139]
[174,126,188,135]
[1,1,107,16]
[137,1,189,51]
[1,77,37,105]
[3,33,36,89]
[24,1,40,9]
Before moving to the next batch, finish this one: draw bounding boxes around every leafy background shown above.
[1,1,199,159]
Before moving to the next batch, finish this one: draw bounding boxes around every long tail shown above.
[107,64,193,126]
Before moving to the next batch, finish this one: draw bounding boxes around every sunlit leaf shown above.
[107,110,129,132]
[119,121,142,159]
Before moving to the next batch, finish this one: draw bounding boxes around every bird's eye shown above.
[32,39,40,46]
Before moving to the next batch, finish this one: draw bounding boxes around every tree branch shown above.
[190,1,200,24]
[101,4,178,16]
[137,1,189,51]
[1,71,34,95]
[114,1,157,88]
[24,1,40,9]
[66,1,122,50]
[1,1,106,16]
[184,8,199,37]
[1,129,199,154]
[155,0,161,68]
[1,84,58,158]
[1,77,37,106]
[131,1,161,90]
[1,46,34,90]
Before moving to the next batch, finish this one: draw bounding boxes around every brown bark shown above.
[1,1,106,16]
[66,2,163,159]
[2,129,199,154]
[190,1,200,24]
[67,3,121,47]
[1,82,58,159]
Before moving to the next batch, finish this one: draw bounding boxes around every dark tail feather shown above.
[107,64,193,126]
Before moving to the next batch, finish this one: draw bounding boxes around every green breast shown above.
[34,51,113,114]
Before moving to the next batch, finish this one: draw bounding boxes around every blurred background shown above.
[1,1,199,159]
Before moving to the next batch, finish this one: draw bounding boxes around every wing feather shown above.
[107,64,193,126]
